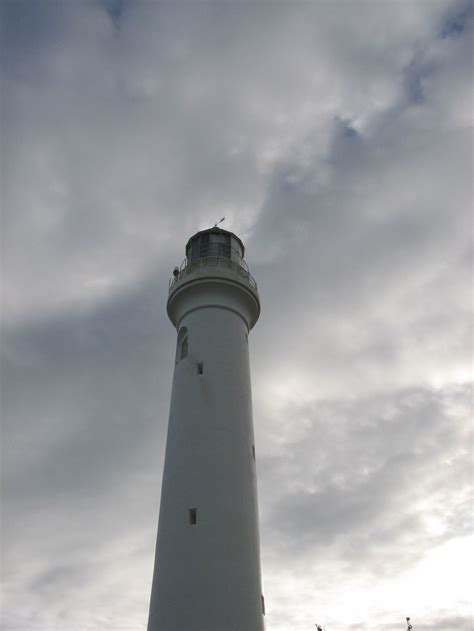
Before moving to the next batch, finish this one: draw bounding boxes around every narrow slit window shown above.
[197,362,203,375]
[176,327,188,364]
[180,336,188,360]
[189,508,197,525]
[261,595,265,615]
[252,445,256,461]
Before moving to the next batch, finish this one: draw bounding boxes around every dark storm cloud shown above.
[1,1,472,629]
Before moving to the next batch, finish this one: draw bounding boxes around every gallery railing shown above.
[169,247,257,291]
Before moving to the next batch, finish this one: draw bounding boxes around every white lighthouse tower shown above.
[147,227,265,631]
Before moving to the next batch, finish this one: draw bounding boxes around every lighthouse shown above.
[147,227,265,631]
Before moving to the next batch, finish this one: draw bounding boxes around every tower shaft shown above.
[148,229,264,631]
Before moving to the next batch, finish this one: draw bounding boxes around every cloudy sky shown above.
[1,1,472,630]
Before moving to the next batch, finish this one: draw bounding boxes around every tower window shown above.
[261,595,265,615]
[176,327,188,364]
[197,362,203,375]
[180,336,188,360]
[221,233,231,258]
[189,508,197,525]
[252,445,256,460]
[199,233,210,257]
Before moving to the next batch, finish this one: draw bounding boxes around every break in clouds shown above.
[1,1,472,630]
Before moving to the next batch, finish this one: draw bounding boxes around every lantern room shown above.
[185,228,245,265]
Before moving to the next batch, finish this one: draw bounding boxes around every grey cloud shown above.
[1,1,472,629]
[3,0,464,321]
[255,385,471,630]
[439,0,473,38]
[258,385,471,564]
[2,275,172,501]
[1,277,171,629]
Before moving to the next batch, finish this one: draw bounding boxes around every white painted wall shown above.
[148,259,264,631]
